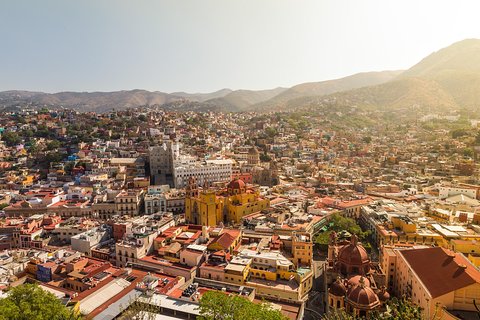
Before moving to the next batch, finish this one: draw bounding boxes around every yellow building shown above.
[450,239,480,255]
[292,232,313,267]
[374,217,445,249]
[185,178,269,226]
[224,256,252,284]
[468,253,480,267]
[390,216,417,234]
[222,249,313,302]
[185,183,224,226]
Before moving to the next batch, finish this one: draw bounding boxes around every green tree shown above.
[0,283,80,320]
[380,297,423,319]
[46,140,61,151]
[1,132,21,147]
[463,147,474,158]
[198,291,288,320]
[260,153,271,162]
[322,297,423,320]
[475,131,480,145]
[362,136,372,144]
[44,152,64,164]
[451,128,468,139]
[265,127,277,138]
[315,213,371,247]
[322,309,356,320]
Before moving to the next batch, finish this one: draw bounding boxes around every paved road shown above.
[304,290,324,320]
[305,259,326,319]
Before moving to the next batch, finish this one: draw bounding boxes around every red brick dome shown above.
[337,234,370,274]
[348,275,370,288]
[377,287,390,302]
[329,278,347,297]
[347,279,380,309]
[228,178,245,190]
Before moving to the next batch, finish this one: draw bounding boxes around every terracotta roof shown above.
[210,232,236,250]
[399,247,480,298]
[347,283,380,307]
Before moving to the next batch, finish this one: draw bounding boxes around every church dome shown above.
[337,234,370,274]
[329,278,347,297]
[228,178,246,191]
[377,287,390,302]
[346,278,380,309]
[348,275,371,288]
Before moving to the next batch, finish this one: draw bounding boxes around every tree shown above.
[463,147,474,158]
[322,309,356,320]
[315,213,371,249]
[265,127,277,138]
[362,136,372,144]
[118,295,158,320]
[322,297,423,320]
[44,152,64,164]
[260,153,272,162]
[1,132,21,147]
[198,291,288,320]
[46,140,61,151]
[0,283,80,320]
[475,132,480,145]
[373,298,422,320]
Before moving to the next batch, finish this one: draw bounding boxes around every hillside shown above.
[0,90,180,112]
[256,70,403,109]
[398,39,480,108]
[285,77,458,112]
[266,39,480,113]
[205,87,287,111]
[169,88,232,102]
[2,39,480,113]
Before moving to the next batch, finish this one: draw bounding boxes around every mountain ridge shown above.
[2,38,480,113]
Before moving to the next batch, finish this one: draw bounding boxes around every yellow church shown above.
[185,177,269,226]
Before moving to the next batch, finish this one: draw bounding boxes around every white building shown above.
[71,226,111,256]
[144,185,185,214]
[439,186,477,200]
[173,158,234,189]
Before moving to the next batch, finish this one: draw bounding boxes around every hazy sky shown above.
[1,0,480,93]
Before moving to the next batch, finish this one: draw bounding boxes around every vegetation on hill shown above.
[205,87,287,111]
[284,77,457,113]
[398,39,480,108]
[256,71,403,110]
[3,39,480,115]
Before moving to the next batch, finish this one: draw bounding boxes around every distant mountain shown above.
[256,71,403,109]
[2,39,480,113]
[398,38,480,108]
[169,88,232,102]
[285,77,457,111]
[0,87,287,113]
[205,87,287,112]
[277,39,480,113]
[0,89,180,112]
